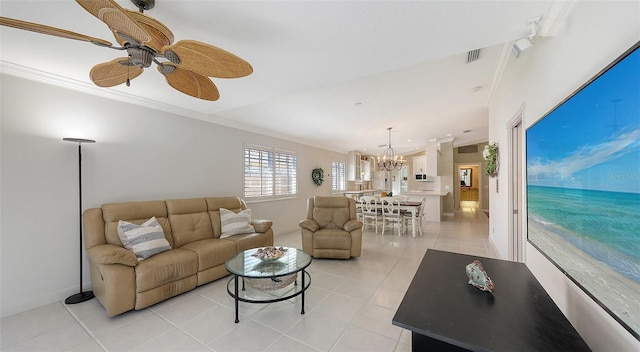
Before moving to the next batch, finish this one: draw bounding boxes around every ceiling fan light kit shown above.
[0,0,252,101]
[131,0,155,12]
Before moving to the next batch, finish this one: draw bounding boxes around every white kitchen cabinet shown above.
[413,155,427,174]
[349,152,373,182]
[362,160,371,181]
[348,151,361,182]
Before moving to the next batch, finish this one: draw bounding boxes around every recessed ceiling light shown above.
[407,139,412,142]
[472,86,482,92]
[447,133,452,137]
[354,102,362,106]
[464,129,471,133]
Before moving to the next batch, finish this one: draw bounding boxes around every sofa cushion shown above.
[312,228,351,249]
[220,208,255,238]
[166,198,214,248]
[312,196,351,229]
[205,197,245,238]
[251,219,273,233]
[102,200,173,247]
[313,207,350,229]
[134,248,198,292]
[117,217,171,261]
[180,239,238,270]
[221,232,273,252]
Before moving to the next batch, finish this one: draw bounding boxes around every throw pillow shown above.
[117,217,171,261]
[220,208,255,238]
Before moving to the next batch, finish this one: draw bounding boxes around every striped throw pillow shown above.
[220,208,255,238]
[117,217,171,261]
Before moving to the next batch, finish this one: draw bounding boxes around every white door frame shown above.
[507,105,525,262]
[454,162,482,209]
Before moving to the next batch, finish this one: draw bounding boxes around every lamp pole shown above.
[63,138,96,304]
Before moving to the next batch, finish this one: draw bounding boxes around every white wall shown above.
[0,75,346,317]
[488,1,639,350]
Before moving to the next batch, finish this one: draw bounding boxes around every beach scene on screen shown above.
[526,45,640,335]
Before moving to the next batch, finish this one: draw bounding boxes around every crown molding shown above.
[539,0,577,37]
[0,61,347,154]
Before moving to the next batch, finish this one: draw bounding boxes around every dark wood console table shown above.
[392,250,591,351]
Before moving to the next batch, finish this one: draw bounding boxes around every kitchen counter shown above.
[343,190,380,199]
[402,191,448,197]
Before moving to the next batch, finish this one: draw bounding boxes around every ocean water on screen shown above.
[528,185,640,284]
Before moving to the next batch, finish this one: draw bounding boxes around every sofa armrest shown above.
[251,219,273,233]
[299,219,320,232]
[344,219,363,232]
[87,244,137,267]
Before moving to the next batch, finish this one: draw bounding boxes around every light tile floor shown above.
[1,203,495,352]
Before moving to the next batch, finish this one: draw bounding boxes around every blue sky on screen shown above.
[527,45,640,193]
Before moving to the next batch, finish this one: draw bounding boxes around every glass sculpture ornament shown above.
[465,260,495,292]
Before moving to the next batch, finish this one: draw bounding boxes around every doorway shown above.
[456,164,480,209]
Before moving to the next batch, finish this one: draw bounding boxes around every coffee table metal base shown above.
[226,270,311,323]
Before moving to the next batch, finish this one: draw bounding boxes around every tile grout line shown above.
[60,300,109,352]
[147,304,217,351]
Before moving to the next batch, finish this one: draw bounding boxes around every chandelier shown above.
[377,127,406,171]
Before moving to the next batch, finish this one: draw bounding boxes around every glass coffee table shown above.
[225,247,312,323]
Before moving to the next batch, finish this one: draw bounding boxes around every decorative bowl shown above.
[252,246,288,261]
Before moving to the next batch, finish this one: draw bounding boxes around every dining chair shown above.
[381,198,403,235]
[360,196,380,234]
[355,196,363,222]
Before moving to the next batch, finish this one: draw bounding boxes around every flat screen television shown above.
[526,40,640,340]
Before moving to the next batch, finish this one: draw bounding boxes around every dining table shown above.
[357,197,423,237]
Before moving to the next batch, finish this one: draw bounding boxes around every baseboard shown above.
[0,283,91,318]
[487,235,502,259]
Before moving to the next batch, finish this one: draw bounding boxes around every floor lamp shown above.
[63,137,96,304]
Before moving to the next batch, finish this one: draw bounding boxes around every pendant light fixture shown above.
[377,127,405,171]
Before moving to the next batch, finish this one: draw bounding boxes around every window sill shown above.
[244,196,298,204]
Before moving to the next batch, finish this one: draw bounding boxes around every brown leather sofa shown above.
[299,196,363,259]
[83,197,273,317]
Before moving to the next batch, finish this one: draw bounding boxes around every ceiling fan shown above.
[0,0,253,101]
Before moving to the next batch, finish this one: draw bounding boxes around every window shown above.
[244,145,297,199]
[332,161,346,192]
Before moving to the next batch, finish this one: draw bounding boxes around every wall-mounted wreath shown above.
[483,142,499,177]
[312,167,324,186]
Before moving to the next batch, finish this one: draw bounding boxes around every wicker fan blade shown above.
[157,63,220,101]
[162,40,253,78]
[0,17,112,47]
[76,0,150,45]
[90,58,143,87]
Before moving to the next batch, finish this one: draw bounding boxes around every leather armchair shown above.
[299,196,363,259]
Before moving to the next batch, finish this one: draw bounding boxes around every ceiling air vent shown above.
[467,49,481,63]
[458,145,479,154]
